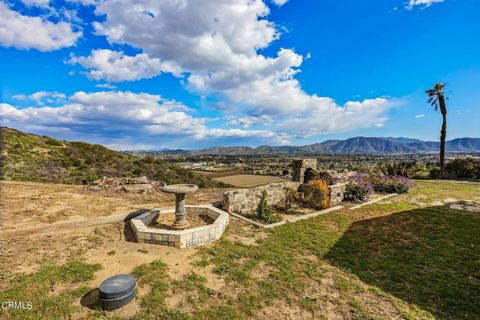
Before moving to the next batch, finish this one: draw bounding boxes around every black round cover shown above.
[99,274,136,300]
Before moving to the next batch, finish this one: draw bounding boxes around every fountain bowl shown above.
[160,184,198,194]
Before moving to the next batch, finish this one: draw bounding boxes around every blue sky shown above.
[0,0,479,150]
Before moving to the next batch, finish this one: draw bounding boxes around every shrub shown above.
[370,175,411,194]
[303,179,330,209]
[343,174,374,202]
[445,158,480,180]
[407,163,430,179]
[351,174,375,194]
[72,159,82,167]
[317,171,333,185]
[284,187,302,210]
[429,167,442,179]
[255,191,281,224]
[381,161,431,179]
[303,169,318,183]
[86,174,99,185]
[381,162,408,177]
[344,182,370,202]
[45,138,62,146]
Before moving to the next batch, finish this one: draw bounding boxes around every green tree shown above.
[426,82,448,177]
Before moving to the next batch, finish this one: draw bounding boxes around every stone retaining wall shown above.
[223,182,346,215]
[223,182,301,215]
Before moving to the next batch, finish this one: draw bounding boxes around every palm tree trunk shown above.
[439,92,447,177]
[440,114,447,177]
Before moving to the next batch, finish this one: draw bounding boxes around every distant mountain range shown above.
[149,137,480,155]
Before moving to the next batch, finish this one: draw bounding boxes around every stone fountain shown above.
[160,184,198,229]
[129,183,229,248]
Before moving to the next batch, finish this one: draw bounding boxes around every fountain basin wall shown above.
[130,205,229,248]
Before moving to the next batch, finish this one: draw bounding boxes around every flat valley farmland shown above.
[213,174,286,187]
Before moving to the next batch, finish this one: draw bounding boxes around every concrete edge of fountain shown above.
[130,205,229,248]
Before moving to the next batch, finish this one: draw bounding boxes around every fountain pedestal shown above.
[160,184,198,230]
[173,192,188,229]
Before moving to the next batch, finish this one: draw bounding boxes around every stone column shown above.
[173,192,189,229]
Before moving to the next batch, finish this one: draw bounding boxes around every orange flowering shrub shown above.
[305,179,330,209]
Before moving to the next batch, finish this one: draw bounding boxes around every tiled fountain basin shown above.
[130,205,229,248]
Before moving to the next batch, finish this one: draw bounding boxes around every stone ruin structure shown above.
[291,158,345,205]
[223,158,346,216]
[327,184,345,206]
[292,158,318,183]
[223,182,301,216]
[89,176,166,193]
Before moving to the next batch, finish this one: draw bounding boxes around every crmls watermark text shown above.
[1,301,33,310]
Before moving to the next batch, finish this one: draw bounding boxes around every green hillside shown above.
[0,127,225,188]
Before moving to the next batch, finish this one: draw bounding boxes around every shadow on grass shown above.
[80,288,100,310]
[325,202,480,320]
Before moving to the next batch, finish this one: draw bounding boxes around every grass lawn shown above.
[1,180,479,319]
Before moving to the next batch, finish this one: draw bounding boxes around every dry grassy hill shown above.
[0,127,225,188]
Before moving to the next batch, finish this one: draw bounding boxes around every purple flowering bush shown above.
[344,174,412,202]
[343,174,374,202]
[370,175,412,194]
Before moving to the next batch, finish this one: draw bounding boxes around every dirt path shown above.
[0,210,142,240]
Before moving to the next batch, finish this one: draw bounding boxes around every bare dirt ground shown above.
[0,181,260,319]
[0,180,247,282]
[0,181,227,231]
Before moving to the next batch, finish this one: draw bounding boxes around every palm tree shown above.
[426,82,448,177]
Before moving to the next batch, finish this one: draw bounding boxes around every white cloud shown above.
[0,2,81,51]
[21,0,50,8]
[0,103,30,121]
[227,115,274,128]
[68,49,181,82]
[95,83,117,89]
[271,0,289,6]
[67,0,99,6]
[80,0,392,136]
[91,0,281,89]
[406,0,445,10]
[279,98,395,136]
[1,91,282,143]
[415,114,425,118]
[13,91,66,106]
